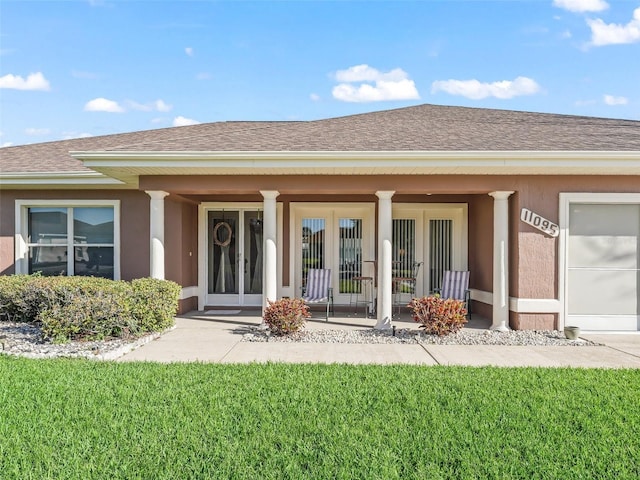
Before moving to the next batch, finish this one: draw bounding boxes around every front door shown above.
[206,209,263,306]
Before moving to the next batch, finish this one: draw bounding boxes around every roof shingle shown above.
[2,104,639,174]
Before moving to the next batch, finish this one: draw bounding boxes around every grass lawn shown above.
[1,357,638,479]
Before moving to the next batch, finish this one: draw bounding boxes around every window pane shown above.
[302,218,325,288]
[74,247,114,279]
[392,219,415,277]
[208,211,239,294]
[28,246,67,276]
[244,211,263,295]
[339,218,362,294]
[429,219,453,291]
[28,207,67,244]
[74,207,115,244]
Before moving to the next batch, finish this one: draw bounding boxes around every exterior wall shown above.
[165,196,198,288]
[511,176,639,330]
[0,190,150,280]
[165,196,198,314]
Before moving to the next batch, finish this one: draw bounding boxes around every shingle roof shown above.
[2,104,639,174]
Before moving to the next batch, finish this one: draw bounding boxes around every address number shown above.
[521,208,559,237]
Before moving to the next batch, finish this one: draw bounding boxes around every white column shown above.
[146,190,169,280]
[489,191,514,331]
[260,190,279,314]
[375,191,395,330]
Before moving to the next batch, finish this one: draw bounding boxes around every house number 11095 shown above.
[520,208,559,237]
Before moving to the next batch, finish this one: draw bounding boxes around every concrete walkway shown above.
[118,312,640,368]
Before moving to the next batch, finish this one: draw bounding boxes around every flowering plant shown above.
[263,298,311,335]
[408,295,467,336]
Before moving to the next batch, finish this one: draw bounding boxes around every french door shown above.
[293,204,375,305]
[392,204,468,300]
[205,207,264,306]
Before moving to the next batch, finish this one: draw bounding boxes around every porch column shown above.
[375,191,395,330]
[260,190,280,314]
[146,190,169,280]
[489,191,514,331]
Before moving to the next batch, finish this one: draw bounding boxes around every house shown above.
[2,103,640,331]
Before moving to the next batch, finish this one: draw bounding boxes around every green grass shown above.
[1,357,639,479]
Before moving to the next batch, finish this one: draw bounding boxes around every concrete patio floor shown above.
[117,309,640,368]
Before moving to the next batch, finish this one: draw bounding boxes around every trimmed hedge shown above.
[130,278,181,333]
[0,274,32,322]
[0,275,180,343]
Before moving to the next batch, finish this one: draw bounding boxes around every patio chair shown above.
[302,268,334,321]
[393,261,423,316]
[434,270,471,319]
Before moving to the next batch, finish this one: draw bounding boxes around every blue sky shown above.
[1,0,639,147]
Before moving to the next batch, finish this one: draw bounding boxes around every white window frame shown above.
[15,200,121,279]
[559,192,640,330]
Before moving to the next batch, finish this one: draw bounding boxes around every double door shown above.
[205,208,264,306]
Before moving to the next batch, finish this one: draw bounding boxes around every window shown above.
[16,201,120,279]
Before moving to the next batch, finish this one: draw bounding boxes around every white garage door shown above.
[567,203,640,331]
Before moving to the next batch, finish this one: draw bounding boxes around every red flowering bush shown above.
[408,295,467,336]
[263,298,311,335]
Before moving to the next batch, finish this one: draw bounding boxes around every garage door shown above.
[567,203,640,331]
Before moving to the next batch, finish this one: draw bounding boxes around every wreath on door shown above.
[212,221,232,247]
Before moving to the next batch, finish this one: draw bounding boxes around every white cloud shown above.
[603,94,628,105]
[185,47,194,57]
[0,72,51,91]
[127,99,173,112]
[196,72,212,80]
[335,64,409,83]
[173,116,199,126]
[332,64,420,103]
[431,76,541,100]
[561,30,573,39]
[84,97,125,113]
[1,142,14,148]
[25,128,51,136]
[310,93,320,101]
[587,7,640,46]
[553,0,609,12]
[154,99,172,112]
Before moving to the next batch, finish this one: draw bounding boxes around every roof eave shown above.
[0,171,136,189]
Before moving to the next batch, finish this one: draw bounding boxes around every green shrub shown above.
[263,298,310,335]
[408,295,467,336]
[0,274,33,322]
[130,278,180,333]
[39,290,137,343]
[0,275,180,343]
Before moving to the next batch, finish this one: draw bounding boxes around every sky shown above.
[1,0,639,148]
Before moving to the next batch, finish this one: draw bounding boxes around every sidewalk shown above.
[118,312,640,368]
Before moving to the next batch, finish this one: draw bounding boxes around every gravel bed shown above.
[0,322,165,360]
[1,321,602,361]
[242,327,603,346]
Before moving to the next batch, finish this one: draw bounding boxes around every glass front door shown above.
[207,209,263,306]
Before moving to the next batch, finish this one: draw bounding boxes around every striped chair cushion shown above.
[303,269,332,303]
[440,271,470,301]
